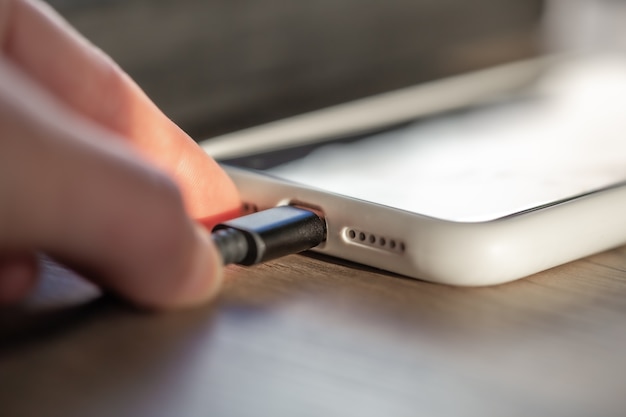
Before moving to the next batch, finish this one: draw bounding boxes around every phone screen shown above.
[223,59,626,222]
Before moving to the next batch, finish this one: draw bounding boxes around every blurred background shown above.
[44,0,544,140]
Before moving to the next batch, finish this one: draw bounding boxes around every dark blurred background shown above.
[45,0,543,140]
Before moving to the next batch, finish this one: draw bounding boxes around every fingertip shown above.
[177,224,225,307]
[173,143,242,222]
[195,225,226,299]
[139,223,225,311]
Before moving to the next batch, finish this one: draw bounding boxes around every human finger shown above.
[0,0,241,224]
[0,59,223,309]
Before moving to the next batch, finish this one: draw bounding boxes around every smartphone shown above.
[202,57,626,286]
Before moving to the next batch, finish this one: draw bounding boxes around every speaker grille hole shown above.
[345,228,405,253]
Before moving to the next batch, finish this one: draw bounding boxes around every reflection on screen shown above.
[264,59,626,221]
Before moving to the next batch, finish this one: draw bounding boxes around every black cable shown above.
[211,206,327,266]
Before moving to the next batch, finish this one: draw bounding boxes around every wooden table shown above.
[2,245,626,417]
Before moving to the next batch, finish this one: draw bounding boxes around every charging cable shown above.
[211,206,327,266]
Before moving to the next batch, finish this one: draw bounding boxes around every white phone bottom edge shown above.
[225,166,626,286]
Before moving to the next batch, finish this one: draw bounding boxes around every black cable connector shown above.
[211,206,327,266]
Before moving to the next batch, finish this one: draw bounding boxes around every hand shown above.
[0,0,241,308]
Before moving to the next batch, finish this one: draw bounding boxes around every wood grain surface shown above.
[2,246,626,417]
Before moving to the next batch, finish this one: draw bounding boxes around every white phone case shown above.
[224,166,626,286]
[203,57,626,285]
